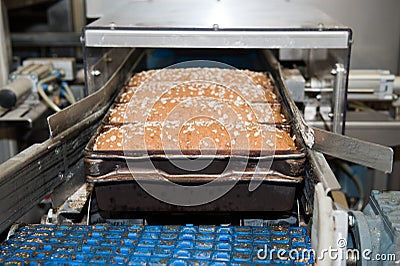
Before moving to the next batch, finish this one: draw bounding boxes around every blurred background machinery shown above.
[0,0,85,164]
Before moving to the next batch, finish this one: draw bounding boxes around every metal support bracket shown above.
[331,63,346,134]
[267,50,394,174]
[312,127,393,173]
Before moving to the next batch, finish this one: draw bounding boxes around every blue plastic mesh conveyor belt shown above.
[0,224,313,265]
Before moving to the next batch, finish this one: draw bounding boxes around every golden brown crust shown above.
[94,121,296,152]
[128,68,273,87]
[107,101,285,124]
[96,68,295,153]
[111,80,284,124]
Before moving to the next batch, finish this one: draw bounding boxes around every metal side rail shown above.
[0,224,312,265]
[0,48,144,235]
[0,107,105,235]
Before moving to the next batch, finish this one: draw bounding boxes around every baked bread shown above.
[107,101,285,124]
[93,121,296,152]
[120,82,276,104]
[96,68,295,154]
[128,68,273,88]
[113,81,283,124]
[118,85,278,107]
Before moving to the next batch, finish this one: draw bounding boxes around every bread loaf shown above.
[94,68,296,153]
[93,121,296,152]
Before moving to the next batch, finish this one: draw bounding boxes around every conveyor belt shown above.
[0,224,312,265]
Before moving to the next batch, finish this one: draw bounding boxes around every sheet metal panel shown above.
[84,0,350,49]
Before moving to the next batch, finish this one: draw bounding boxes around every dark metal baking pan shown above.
[84,120,305,178]
[94,178,299,212]
[85,70,306,180]
[85,70,306,212]
[85,152,305,180]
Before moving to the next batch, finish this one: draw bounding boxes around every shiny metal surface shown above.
[331,63,346,134]
[312,127,393,173]
[85,29,350,49]
[309,120,400,147]
[87,0,400,74]
[308,150,341,195]
[84,0,350,49]
[87,0,346,29]
[268,51,341,198]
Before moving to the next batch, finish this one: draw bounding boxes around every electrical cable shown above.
[37,82,61,112]
[36,72,64,112]
[61,89,74,104]
[61,82,76,104]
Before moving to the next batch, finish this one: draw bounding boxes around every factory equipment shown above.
[0,58,78,164]
[282,50,400,207]
[0,62,65,110]
[0,0,397,265]
[280,55,400,144]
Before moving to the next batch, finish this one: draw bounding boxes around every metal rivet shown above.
[91,70,101,76]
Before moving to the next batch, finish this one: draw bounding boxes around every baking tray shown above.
[84,70,306,181]
[84,70,306,213]
[84,121,305,178]
[94,179,299,212]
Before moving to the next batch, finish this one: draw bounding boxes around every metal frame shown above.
[331,63,347,134]
[84,30,350,49]
[83,0,352,134]
[83,0,351,50]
